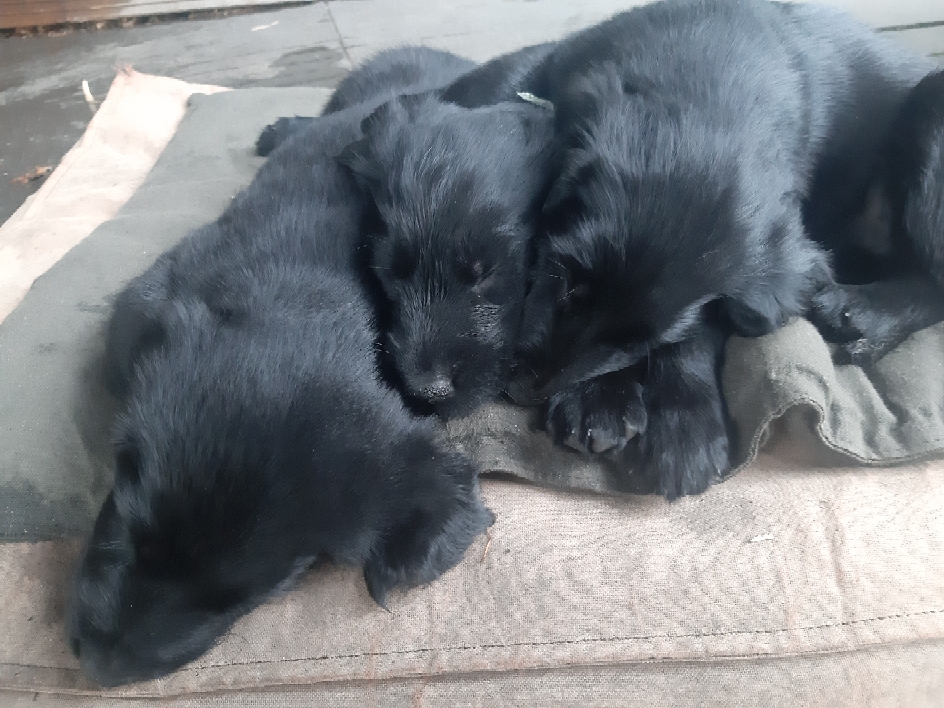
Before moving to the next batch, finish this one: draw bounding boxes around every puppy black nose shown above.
[416,374,455,401]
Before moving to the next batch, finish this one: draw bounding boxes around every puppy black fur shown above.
[515,0,934,498]
[810,69,944,363]
[69,52,492,688]
[256,46,476,157]
[338,94,558,417]
[439,42,556,108]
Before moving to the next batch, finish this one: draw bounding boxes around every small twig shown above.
[517,92,555,111]
[481,527,494,563]
[10,165,52,185]
[82,80,98,113]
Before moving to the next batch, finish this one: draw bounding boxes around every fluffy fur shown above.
[256,46,476,157]
[810,69,944,362]
[439,42,556,108]
[69,50,491,688]
[338,94,559,417]
[258,46,561,418]
[514,0,934,498]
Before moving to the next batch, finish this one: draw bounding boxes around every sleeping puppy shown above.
[262,45,560,418]
[256,45,475,156]
[69,61,491,688]
[515,0,933,498]
[810,69,944,363]
[338,94,558,417]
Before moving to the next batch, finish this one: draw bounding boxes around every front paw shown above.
[808,285,861,343]
[638,398,730,500]
[545,370,647,455]
[833,336,895,366]
[809,285,897,366]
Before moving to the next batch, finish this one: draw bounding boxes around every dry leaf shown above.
[11,165,52,185]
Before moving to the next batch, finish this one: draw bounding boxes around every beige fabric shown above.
[0,69,225,323]
[2,441,944,700]
[4,645,944,707]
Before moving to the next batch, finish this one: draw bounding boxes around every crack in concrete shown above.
[323,1,353,68]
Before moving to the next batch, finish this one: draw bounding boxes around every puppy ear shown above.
[106,256,173,397]
[542,175,580,227]
[335,97,396,190]
[395,92,431,119]
[517,247,565,357]
[337,138,383,194]
[363,449,493,608]
[542,152,597,229]
[69,492,133,637]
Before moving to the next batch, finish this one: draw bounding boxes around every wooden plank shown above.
[0,0,313,30]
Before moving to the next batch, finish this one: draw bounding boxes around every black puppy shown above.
[259,46,559,418]
[810,69,944,362]
[515,0,934,498]
[69,52,491,688]
[338,94,558,417]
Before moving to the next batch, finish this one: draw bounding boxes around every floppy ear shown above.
[516,246,566,357]
[395,91,432,119]
[542,152,597,230]
[542,175,580,227]
[335,98,399,192]
[336,138,383,194]
[105,256,173,397]
[363,448,493,608]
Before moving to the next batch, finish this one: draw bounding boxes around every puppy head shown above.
[70,309,311,687]
[340,94,557,416]
[520,76,747,392]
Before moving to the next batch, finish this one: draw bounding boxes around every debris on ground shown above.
[10,166,53,185]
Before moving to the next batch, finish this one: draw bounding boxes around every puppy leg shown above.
[544,366,648,454]
[634,328,730,500]
[255,117,316,157]
[363,450,493,608]
[809,275,944,365]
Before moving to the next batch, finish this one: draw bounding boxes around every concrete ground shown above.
[2,0,943,226]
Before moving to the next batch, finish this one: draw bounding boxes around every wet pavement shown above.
[2,0,943,225]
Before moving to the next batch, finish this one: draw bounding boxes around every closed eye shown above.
[560,281,590,305]
[471,267,498,294]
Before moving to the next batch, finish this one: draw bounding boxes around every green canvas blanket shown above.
[1,88,942,540]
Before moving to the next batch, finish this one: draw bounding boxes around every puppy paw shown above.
[809,285,898,366]
[638,396,730,500]
[545,369,647,455]
[833,337,894,367]
[808,285,861,342]
[362,449,492,608]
